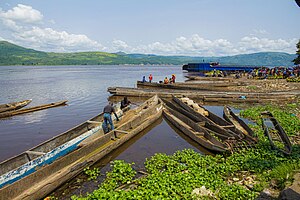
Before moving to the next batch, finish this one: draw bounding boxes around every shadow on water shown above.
[51,117,210,199]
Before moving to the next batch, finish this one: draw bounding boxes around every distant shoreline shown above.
[0,41,297,67]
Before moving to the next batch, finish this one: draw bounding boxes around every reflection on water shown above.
[204,105,254,125]
[22,109,48,124]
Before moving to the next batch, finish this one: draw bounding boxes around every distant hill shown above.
[0,41,296,66]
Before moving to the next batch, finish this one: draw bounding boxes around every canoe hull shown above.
[162,99,236,140]
[137,81,238,91]
[163,105,228,153]
[223,106,257,143]
[0,100,67,118]
[261,111,292,155]
[0,100,32,113]
[0,96,163,200]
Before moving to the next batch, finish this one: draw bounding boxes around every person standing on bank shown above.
[149,74,153,83]
[103,102,119,132]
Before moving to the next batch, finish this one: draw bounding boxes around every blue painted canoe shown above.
[0,104,124,189]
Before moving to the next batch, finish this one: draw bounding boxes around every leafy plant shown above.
[83,167,100,181]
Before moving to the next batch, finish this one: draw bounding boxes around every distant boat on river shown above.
[182,62,259,73]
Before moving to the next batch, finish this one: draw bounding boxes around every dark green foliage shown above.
[0,41,297,66]
[293,39,300,65]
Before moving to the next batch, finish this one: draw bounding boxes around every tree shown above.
[293,39,300,65]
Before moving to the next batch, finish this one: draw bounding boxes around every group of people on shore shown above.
[206,65,300,80]
[248,66,300,79]
[205,69,228,78]
[142,74,153,83]
[212,69,228,77]
[163,74,176,84]
[142,74,176,84]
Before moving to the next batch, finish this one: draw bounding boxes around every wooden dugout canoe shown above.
[0,100,68,119]
[137,81,242,91]
[163,106,228,153]
[172,96,233,127]
[0,99,32,113]
[223,106,257,143]
[172,96,255,141]
[185,75,234,82]
[0,102,126,189]
[107,87,297,104]
[162,99,236,141]
[261,111,292,155]
[0,95,163,200]
[163,99,256,152]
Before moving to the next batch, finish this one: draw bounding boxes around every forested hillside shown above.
[0,41,296,66]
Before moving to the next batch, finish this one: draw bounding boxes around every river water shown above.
[0,65,192,162]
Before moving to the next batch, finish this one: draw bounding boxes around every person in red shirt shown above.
[149,74,153,83]
[171,74,176,83]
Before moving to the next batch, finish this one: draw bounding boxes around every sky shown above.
[0,0,299,56]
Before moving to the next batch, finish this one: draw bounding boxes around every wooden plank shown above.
[0,100,68,118]
[221,125,236,128]
[114,129,129,134]
[25,151,46,156]
[87,120,102,124]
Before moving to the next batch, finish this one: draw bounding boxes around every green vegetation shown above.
[0,41,297,66]
[83,167,100,181]
[287,77,300,82]
[71,147,300,200]
[293,39,300,65]
[71,104,300,200]
[240,104,300,136]
[246,85,258,90]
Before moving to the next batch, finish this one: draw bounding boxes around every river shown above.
[0,65,194,162]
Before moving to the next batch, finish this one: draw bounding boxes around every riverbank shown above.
[185,75,300,93]
[108,76,300,106]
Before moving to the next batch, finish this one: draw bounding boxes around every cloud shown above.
[1,18,21,31]
[0,4,104,52]
[238,36,297,54]
[0,4,43,24]
[108,35,297,56]
[110,35,237,56]
[112,40,131,52]
[14,27,104,52]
